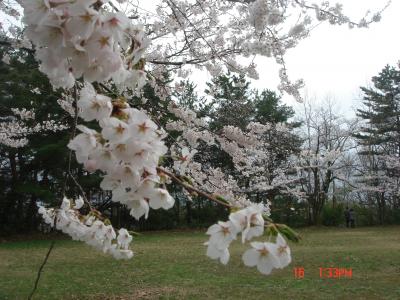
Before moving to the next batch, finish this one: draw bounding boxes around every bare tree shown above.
[297,97,358,224]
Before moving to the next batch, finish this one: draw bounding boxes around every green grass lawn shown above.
[0,226,399,300]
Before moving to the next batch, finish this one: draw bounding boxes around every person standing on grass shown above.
[344,207,350,228]
[349,208,355,228]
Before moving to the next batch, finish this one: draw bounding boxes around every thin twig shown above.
[27,240,55,300]
[29,85,80,299]
[69,171,92,210]
[157,167,232,208]
[61,86,80,196]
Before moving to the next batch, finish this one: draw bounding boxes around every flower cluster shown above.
[205,204,291,275]
[11,108,35,120]
[0,110,68,148]
[167,100,303,207]
[248,0,282,31]
[39,196,133,260]
[20,0,148,89]
[68,82,174,220]
[242,234,291,275]
[57,93,76,117]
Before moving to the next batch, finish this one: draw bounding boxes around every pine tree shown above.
[354,64,400,224]
[205,72,255,131]
[204,73,301,203]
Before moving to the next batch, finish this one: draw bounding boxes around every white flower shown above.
[206,221,237,250]
[31,87,41,95]
[69,49,90,78]
[56,210,69,230]
[104,225,116,240]
[229,204,264,243]
[113,164,141,189]
[274,234,291,268]
[173,147,197,173]
[113,184,153,220]
[38,206,55,225]
[74,196,84,210]
[64,5,99,43]
[101,12,130,43]
[92,220,107,239]
[85,28,114,58]
[148,188,174,210]
[206,242,230,265]
[67,125,98,164]
[61,197,71,210]
[100,117,131,144]
[20,0,51,26]
[78,82,112,122]
[84,159,98,173]
[83,51,122,83]
[38,206,46,215]
[112,140,150,164]
[128,199,149,220]
[89,147,117,172]
[117,228,132,250]
[85,216,96,226]
[242,242,280,275]
[127,109,158,141]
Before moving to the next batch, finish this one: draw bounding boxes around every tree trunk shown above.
[186,201,192,226]
[377,192,386,225]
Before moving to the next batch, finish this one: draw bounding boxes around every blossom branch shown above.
[157,167,233,208]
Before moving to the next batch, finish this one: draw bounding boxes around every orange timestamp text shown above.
[293,267,352,279]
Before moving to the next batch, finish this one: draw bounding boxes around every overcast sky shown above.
[191,1,400,118]
[255,0,400,117]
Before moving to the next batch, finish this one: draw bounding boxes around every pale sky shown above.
[196,1,400,118]
[254,0,400,117]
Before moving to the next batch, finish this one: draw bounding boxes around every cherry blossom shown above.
[205,242,230,265]
[77,83,113,122]
[242,242,280,275]
[230,204,265,243]
[38,196,134,260]
[274,233,292,269]
[206,221,238,250]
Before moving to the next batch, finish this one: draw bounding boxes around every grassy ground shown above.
[0,226,399,300]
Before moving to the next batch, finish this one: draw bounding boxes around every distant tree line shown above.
[1,47,399,236]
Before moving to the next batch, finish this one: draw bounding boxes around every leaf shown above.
[275,224,301,243]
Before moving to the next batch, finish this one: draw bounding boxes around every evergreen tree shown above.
[204,73,301,204]
[354,64,400,224]
[0,46,67,234]
[0,46,105,234]
[356,64,400,152]
[205,72,255,131]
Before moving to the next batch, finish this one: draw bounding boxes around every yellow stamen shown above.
[258,247,269,257]
[116,144,126,152]
[221,227,230,236]
[138,122,149,133]
[278,246,287,255]
[115,124,126,135]
[98,36,110,48]
[90,100,101,111]
[80,13,93,23]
